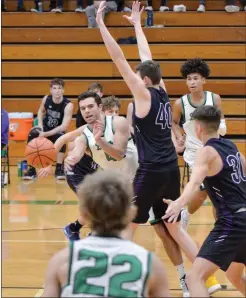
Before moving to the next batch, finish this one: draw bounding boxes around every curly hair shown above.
[180,58,210,79]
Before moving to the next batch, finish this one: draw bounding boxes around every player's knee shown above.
[186,267,206,286]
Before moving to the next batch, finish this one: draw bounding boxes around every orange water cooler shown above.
[8,113,33,141]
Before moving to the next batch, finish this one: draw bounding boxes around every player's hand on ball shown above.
[38,165,52,178]
[162,199,182,223]
[93,120,104,141]
[123,1,144,26]
[96,1,106,26]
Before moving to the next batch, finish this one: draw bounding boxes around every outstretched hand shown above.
[123,1,144,26]
[38,165,52,178]
[162,198,182,223]
[96,1,106,26]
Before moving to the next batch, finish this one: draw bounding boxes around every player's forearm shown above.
[179,181,201,207]
[172,122,183,140]
[37,110,44,129]
[44,125,65,137]
[54,129,81,152]
[96,138,125,160]
[98,23,125,62]
[134,23,152,62]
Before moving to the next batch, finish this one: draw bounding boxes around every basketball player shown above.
[64,91,138,179]
[164,105,246,297]
[24,78,73,181]
[96,1,221,294]
[39,94,122,241]
[76,82,104,128]
[42,170,170,297]
[172,58,227,230]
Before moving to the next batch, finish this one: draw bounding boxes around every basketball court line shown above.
[2,240,68,243]
[2,222,214,234]
[1,199,214,206]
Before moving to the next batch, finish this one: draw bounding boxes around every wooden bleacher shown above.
[3,0,246,11]
[2,0,245,165]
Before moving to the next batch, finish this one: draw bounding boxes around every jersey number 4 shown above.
[155,102,172,129]
[73,249,143,297]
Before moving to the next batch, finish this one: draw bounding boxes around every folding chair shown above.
[1,145,10,188]
[181,161,190,189]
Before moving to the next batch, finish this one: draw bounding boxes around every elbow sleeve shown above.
[218,119,227,136]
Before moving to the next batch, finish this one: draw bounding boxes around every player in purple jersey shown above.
[164,105,246,297]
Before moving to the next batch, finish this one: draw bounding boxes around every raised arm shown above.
[42,102,74,137]
[126,102,134,135]
[96,1,150,111]
[95,117,129,160]
[123,1,166,91]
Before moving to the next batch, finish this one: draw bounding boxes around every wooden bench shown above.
[2,98,246,117]
[3,44,245,60]
[3,12,246,27]
[2,79,246,96]
[3,27,245,43]
[2,61,246,78]
[3,0,243,12]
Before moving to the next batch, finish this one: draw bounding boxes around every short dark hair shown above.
[102,96,121,112]
[136,60,162,85]
[77,170,133,235]
[78,91,102,106]
[88,82,103,93]
[50,78,65,88]
[180,58,210,79]
[191,105,221,133]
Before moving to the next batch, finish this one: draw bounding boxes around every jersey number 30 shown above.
[227,152,246,184]
[155,102,172,130]
[73,249,144,297]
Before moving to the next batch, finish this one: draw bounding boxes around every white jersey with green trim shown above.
[182,91,214,167]
[61,235,152,298]
[83,115,138,180]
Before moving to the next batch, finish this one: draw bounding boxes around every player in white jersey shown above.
[64,91,138,180]
[171,59,226,293]
[42,170,170,297]
[39,93,137,241]
[172,59,227,230]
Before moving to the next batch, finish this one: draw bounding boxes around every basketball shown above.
[25,137,56,167]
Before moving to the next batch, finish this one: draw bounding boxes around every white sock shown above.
[176,263,186,279]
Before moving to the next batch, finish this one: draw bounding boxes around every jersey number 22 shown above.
[73,249,145,297]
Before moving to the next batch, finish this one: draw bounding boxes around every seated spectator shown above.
[86,0,118,28]
[2,0,26,11]
[197,0,240,12]
[145,0,169,11]
[23,78,73,180]
[1,109,9,150]
[49,0,93,13]
[102,95,121,116]
[145,0,187,12]
[240,0,246,10]
[31,0,56,12]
